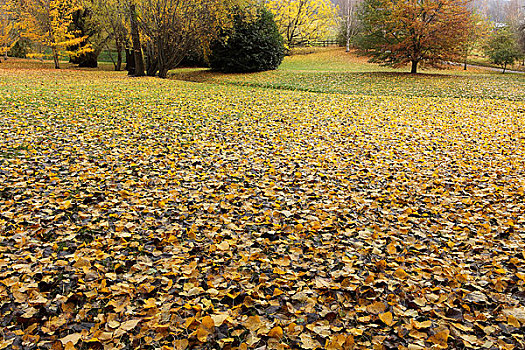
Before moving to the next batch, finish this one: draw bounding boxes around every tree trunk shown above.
[502,63,506,74]
[158,66,169,79]
[129,4,144,77]
[146,61,158,76]
[52,47,60,69]
[116,49,122,71]
[410,60,418,74]
[125,48,135,75]
[346,37,350,52]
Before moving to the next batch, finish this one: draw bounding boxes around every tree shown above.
[209,6,285,72]
[0,1,17,61]
[485,27,522,73]
[128,1,144,76]
[136,0,238,78]
[98,0,128,71]
[356,0,473,74]
[265,0,337,48]
[68,2,111,68]
[461,12,490,70]
[10,0,85,68]
[337,0,361,52]
[519,23,525,63]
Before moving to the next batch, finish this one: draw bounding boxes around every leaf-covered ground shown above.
[1,56,525,350]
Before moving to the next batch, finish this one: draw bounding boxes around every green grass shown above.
[466,55,525,72]
[170,48,525,101]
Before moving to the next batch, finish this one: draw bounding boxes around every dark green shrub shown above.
[8,38,32,58]
[209,7,285,73]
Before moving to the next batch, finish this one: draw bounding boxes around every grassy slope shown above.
[172,48,525,101]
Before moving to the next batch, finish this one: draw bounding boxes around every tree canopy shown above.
[8,0,87,68]
[265,0,337,48]
[485,27,523,73]
[356,0,473,73]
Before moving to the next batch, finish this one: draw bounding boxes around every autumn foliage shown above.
[1,53,525,349]
[357,0,473,73]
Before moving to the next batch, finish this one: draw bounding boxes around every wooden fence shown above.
[294,39,340,47]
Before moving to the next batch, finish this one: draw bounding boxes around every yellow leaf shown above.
[311,221,322,231]
[268,326,284,339]
[174,339,188,350]
[273,288,284,297]
[143,298,156,309]
[245,315,261,331]
[196,327,209,343]
[217,241,230,251]
[60,333,82,346]
[379,312,394,326]
[413,320,432,329]
[211,314,229,326]
[507,315,521,328]
[428,328,449,348]
[119,319,141,332]
[201,316,215,332]
[393,268,408,279]
[386,243,397,255]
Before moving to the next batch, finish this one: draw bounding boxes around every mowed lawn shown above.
[1,51,525,350]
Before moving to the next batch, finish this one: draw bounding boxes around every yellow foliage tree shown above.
[0,0,17,60]
[12,0,85,68]
[264,0,337,47]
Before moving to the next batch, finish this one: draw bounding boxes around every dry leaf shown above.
[268,326,283,339]
[379,312,394,326]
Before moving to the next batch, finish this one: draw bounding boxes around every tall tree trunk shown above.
[114,38,123,71]
[52,47,60,69]
[410,60,418,74]
[116,48,122,71]
[125,48,135,75]
[129,4,144,77]
[346,35,350,52]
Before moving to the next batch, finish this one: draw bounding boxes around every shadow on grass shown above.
[169,67,523,101]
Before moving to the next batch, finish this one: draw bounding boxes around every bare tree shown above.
[137,0,230,78]
[96,0,128,71]
[337,0,360,52]
[265,0,337,47]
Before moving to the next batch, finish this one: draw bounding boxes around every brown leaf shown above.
[428,328,449,348]
[119,319,141,332]
[367,301,387,314]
